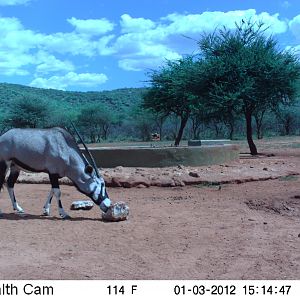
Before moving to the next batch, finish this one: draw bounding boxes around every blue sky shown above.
[0,0,299,91]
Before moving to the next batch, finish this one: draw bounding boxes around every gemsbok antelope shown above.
[0,125,124,220]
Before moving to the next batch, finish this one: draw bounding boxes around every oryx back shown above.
[0,127,84,177]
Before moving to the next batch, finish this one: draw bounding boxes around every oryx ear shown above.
[85,165,94,174]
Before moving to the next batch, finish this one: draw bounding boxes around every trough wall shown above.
[81,144,239,168]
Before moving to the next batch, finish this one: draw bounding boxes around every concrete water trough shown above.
[188,139,232,146]
[82,142,239,168]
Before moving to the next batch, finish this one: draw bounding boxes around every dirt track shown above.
[1,139,300,279]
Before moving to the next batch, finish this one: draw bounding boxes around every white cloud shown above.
[118,55,181,72]
[0,16,114,58]
[96,34,116,55]
[0,16,23,31]
[114,10,288,71]
[0,17,45,53]
[293,45,300,54]
[41,30,115,57]
[44,33,116,57]
[35,51,75,75]
[160,9,287,39]
[120,14,156,33]
[289,15,300,39]
[67,17,115,36]
[116,43,182,71]
[0,16,115,79]
[0,0,31,6]
[256,12,288,34]
[29,72,108,90]
[176,10,282,34]
[0,9,293,85]
[41,32,97,57]
[0,50,33,75]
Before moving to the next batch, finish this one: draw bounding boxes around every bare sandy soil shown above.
[1,137,300,280]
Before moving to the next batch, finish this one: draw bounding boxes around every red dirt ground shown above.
[1,137,300,280]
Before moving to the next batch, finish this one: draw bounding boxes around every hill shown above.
[0,83,147,114]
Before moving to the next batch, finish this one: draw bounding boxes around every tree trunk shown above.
[96,132,101,143]
[228,122,234,140]
[214,123,221,138]
[156,116,165,140]
[175,115,189,146]
[225,119,235,140]
[254,111,265,140]
[191,118,201,140]
[102,124,109,140]
[245,112,258,155]
[257,128,263,139]
[256,121,263,139]
[194,127,201,140]
[159,126,163,140]
[284,116,291,135]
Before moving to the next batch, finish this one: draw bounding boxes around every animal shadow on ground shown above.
[0,212,101,222]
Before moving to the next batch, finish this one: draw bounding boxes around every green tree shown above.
[198,20,300,154]
[143,56,207,146]
[77,104,116,143]
[99,108,117,140]
[46,101,79,128]
[274,103,300,135]
[0,109,9,133]
[5,95,51,128]
[129,104,156,141]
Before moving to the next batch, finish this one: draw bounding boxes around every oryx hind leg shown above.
[7,166,24,214]
[0,161,8,216]
[46,174,70,219]
[0,161,7,190]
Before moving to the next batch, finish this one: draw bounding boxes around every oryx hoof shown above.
[42,208,50,216]
[60,214,71,220]
[14,206,24,214]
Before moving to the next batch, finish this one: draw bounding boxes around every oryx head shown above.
[71,122,111,212]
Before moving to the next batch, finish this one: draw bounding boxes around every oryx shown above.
[0,126,112,219]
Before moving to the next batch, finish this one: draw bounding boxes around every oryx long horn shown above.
[81,153,90,167]
[70,121,101,178]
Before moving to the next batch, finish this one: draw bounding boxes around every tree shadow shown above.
[0,212,102,222]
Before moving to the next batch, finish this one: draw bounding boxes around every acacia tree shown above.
[274,104,300,135]
[130,104,156,141]
[253,107,267,139]
[5,95,51,128]
[143,56,207,146]
[198,20,300,154]
[77,104,116,142]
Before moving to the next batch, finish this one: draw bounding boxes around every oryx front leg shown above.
[42,189,53,216]
[49,174,70,219]
[53,188,70,219]
[7,169,24,214]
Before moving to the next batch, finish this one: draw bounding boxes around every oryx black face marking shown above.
[0,127,111,218]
